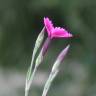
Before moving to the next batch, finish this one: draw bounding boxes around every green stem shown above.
[28,66,38,91]
[25,88,29,96]
[42,70,58,96]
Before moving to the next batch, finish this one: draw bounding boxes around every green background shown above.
[0,0,96,96]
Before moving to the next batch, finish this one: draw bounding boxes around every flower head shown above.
[44,17,72,39]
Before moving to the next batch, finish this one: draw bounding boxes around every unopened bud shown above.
[52,45,70,72]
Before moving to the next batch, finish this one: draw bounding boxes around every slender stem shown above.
[25,89,29,96]
[42,70,58,96]
[28,66,37,91]
[25,66,37,96]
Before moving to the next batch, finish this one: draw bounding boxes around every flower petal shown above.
[44,17,54,37]
[51,27,72,38]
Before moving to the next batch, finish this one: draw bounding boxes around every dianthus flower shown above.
[44,17,72,39]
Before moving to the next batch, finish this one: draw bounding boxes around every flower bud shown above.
[52,45,70,72]
[35,37,51,67]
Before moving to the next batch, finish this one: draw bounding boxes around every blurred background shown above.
[0,0,96,96]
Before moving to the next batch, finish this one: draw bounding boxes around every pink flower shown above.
[44,17,72,38]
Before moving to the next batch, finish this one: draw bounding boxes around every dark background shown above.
[0,0,96,96]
